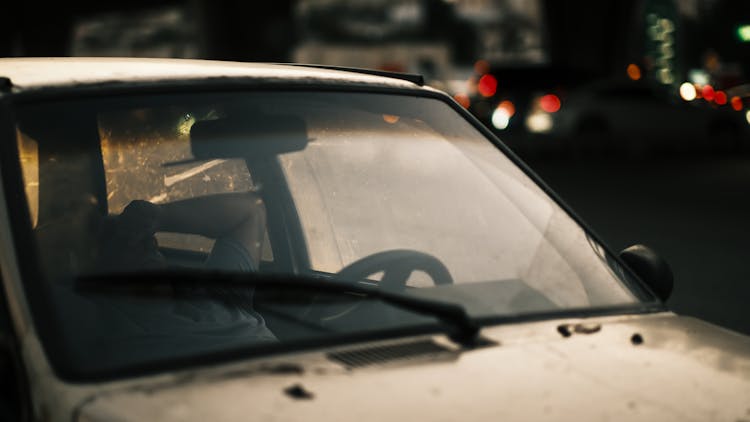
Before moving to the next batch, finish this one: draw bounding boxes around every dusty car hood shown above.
[77,312,750,421]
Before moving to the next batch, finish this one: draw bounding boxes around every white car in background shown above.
[531,79,746,153]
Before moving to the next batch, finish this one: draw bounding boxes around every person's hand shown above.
[95,200,166,271]
[119,200,162,236]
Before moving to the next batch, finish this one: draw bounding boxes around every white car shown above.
[532,79,746,152]
[0,58,748,421]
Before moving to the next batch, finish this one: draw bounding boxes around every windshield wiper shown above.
[75,270,481,347]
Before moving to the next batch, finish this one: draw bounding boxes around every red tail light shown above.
[540,94,561,113]
[478,74,498,98]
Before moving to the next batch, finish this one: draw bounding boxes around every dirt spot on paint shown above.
[284,384,315,400]
[557,324,572,337]
[631,333,644,345]
[557,323,602,337]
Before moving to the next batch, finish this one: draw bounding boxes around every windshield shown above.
[12,90,643,378]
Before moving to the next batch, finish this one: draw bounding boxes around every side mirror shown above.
[619,244,673,302]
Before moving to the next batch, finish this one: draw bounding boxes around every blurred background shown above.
[3,0,750,335]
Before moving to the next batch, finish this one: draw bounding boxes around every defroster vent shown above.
[327,339,455,368]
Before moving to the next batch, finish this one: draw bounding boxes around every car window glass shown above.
[98,109,274,260]
[11,91,643,379]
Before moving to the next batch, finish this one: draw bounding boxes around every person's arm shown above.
[122,192,266,267]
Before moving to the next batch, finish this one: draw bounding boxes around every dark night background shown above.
[3,0,750,335]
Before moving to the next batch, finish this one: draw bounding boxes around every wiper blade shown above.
[76,270,481,347]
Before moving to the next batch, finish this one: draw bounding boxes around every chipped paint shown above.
[69,313,750,422]
[283,384,315,400]
[557,322,602,337]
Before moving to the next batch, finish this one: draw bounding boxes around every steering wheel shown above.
[336,249,453,290]
[305,249,453,322]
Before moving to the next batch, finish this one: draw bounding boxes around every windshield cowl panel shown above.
[11,90,645,379]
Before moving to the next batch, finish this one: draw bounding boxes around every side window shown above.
[97,108,273,261]
[16,130,39,228]
[17,125,103,279]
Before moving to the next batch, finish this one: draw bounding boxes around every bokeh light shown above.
[715,91,727,105]
[737,25,750,42]
[539,94,561,113]
[626,64,641,81]
[526,112,553,133]
[491,100,516,130]
[679,82,697,101]
[658,68,674,85]
[731,96,743,111]
[478,74,498,98]
[474,59,490,75]
[491,108,511,130]
[702,85,715,102]
[454,93,471,108]
[497,100,515,117]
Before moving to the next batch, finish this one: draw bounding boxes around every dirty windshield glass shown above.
[13,91,642,378]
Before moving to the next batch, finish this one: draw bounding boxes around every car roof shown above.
[0,57,423,92]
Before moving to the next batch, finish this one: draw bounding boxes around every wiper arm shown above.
[76,270,481,347]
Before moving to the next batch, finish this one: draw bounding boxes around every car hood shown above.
[77,312,750,421]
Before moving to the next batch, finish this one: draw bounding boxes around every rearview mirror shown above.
[619,244,673,302]
[190,113,308,159]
